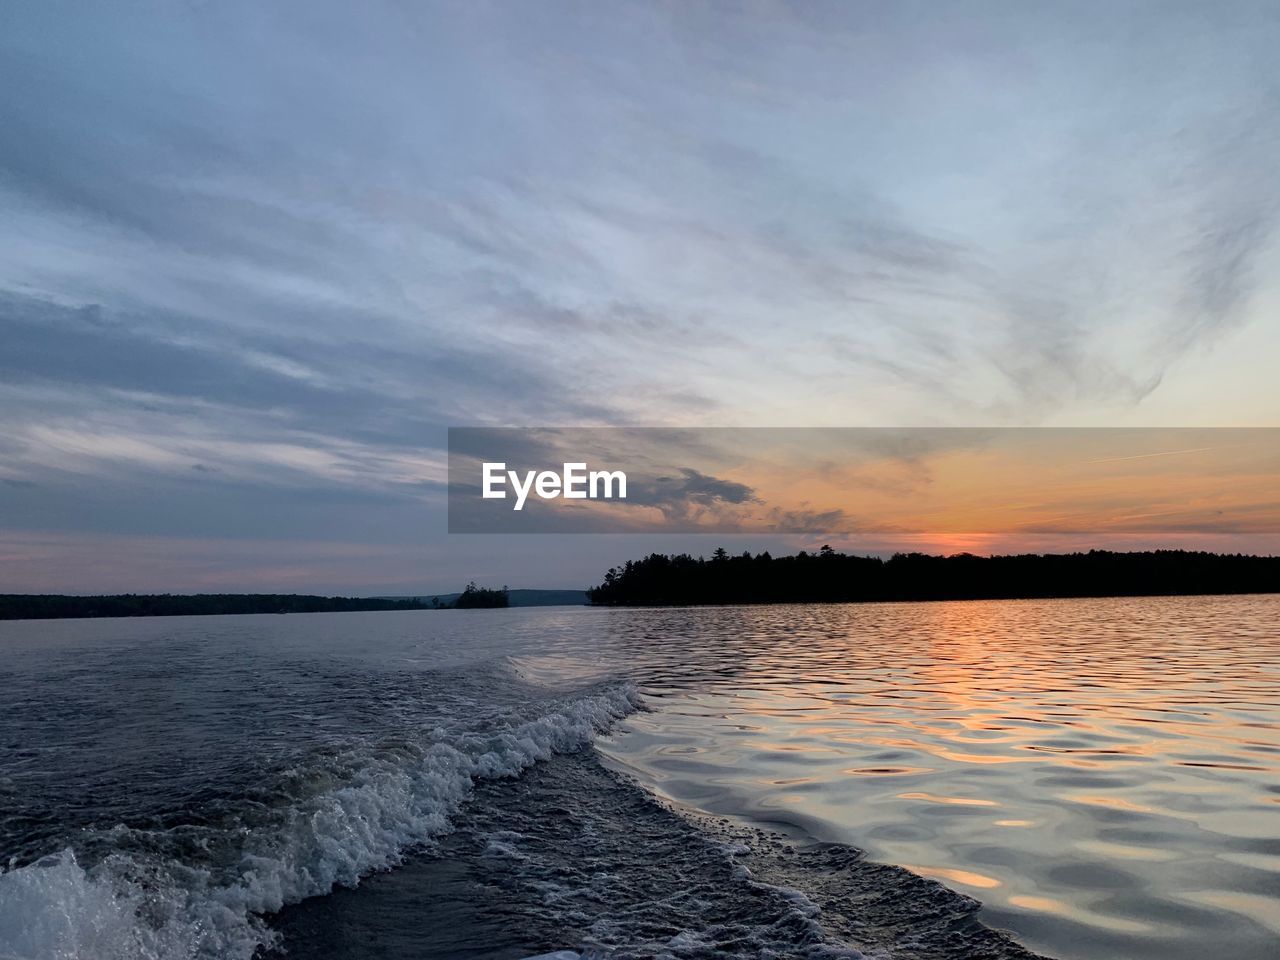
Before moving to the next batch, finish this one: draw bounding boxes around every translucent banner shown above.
[447,427,1280,539]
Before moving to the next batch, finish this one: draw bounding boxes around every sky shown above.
[1,1,1279,594]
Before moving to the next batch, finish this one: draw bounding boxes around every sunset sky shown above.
[2,2,1279,593]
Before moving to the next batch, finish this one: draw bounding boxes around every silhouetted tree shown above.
[585,549,1280,607]
[453,581,509,609]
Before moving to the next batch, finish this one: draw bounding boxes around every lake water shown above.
[1,596,1277,959]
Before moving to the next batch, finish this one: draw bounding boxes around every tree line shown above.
[0,593,431,621]
[0,583,512,620]
[586,547,1280,606]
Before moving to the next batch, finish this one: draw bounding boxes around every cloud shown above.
[1176,202,1274,350]
[2,1,1280,587]
[624,467,759,525]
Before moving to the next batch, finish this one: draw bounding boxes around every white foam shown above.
[0,850,223,960]
[0,683,640,960]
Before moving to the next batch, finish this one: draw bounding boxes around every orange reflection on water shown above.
[1075,839,1179,862]
[1008,894,1069,913]
[898,792,998,807]
[902,864,1002,889]
[1068,794,1155,813]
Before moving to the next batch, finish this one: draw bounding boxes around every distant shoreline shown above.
[0,588,590,621]
[7,550,1279,620]
[587,548,1280,607]
[0,594,429,622]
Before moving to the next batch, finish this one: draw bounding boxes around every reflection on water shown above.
[522,595,1280,960]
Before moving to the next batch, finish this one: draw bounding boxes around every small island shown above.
[451,582,510,609]
[587,547,1280,606]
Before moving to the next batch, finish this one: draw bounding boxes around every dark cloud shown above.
[627,467,759,516]
[0,290,619,446]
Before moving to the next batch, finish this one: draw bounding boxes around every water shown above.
[1,597,1277,959]
[572,597,1280,959]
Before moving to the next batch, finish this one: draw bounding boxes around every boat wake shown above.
[272,747,1049,960]
[0,680,641,960]
[1,652,1049,960]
